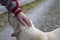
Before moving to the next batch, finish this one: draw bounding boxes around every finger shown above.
[19,18,26,26]
[23,18,31,27]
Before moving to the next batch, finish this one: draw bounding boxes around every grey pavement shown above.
[18,0,35,6]
[0,25,16,40]
[26,0,58,32]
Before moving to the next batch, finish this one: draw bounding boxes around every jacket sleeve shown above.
[0,0,23,16]
[0,0,14,11]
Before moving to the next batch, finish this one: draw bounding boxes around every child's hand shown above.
[16,12,31,27]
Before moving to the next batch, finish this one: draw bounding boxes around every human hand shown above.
[16,12,31,27]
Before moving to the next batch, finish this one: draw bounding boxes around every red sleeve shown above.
[12,0,23,16]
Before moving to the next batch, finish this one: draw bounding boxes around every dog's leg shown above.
[11,23,23,40]
[8,13,22,40]
[11,23,20,37]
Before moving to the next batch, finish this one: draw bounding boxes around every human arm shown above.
[0,0,31,27]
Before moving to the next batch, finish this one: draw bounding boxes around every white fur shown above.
[8,14,60,40]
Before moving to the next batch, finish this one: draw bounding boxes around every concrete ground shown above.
[26,0,58,32]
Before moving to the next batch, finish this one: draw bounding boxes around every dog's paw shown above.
[11,33,16,37]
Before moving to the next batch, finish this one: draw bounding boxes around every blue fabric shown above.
[0,0,16,12]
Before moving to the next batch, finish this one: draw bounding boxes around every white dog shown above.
[8,13,60,40]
